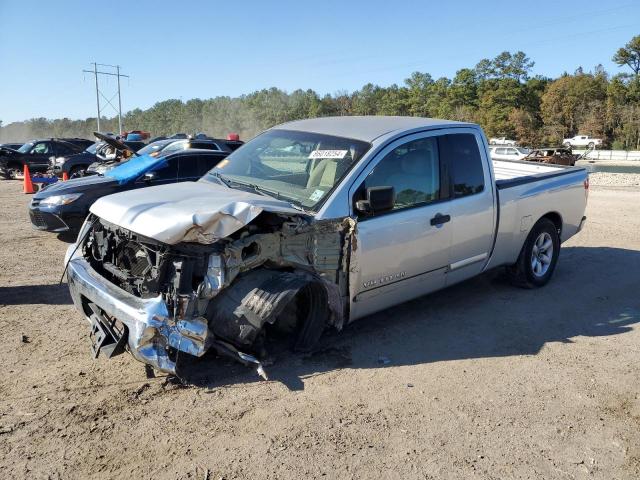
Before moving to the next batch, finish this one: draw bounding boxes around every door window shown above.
[439,134,484,198]
[148,158,179,181]
[30,142,51,155]
[198,154,224,176]
[55,143,75,156]
[177,154,200,179]
[359,137,440,213]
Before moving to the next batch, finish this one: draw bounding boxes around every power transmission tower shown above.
[83,63,129,134]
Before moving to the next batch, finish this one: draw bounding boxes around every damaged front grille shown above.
[115,241,153,277]
[84,220,191,298]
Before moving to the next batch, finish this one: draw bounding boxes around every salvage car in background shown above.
[63,116,589,377]
[86,135,242,175]
[30,149,230,234]
[51,139,145,178]
[489,146,530,161]
[0,138,93,179]
[524,147,578,166]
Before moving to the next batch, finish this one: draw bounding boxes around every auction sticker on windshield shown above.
[309,189,325,202]
[308,150,348,159]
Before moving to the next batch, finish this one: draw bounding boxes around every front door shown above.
[349,133,452,321]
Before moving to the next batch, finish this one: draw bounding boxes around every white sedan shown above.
[489,146,530,161]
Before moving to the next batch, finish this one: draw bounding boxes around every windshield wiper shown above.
[209,174,311,212]
[210,171,232,188]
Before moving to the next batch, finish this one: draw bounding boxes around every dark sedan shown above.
[29,149,229,235]
[0,138,91,179]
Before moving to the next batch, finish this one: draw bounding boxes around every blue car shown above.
[29,148,230,235]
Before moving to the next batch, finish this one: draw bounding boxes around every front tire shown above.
[506,218,560,288]
[563,142,571,148]
[588,142,595,149]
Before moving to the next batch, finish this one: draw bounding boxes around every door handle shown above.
[430,213,451,226]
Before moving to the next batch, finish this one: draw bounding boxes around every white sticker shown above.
[308,149,348,159]
[309,189,325,201]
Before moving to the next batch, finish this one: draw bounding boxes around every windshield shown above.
[85,142,100,154]
[161,140,189,154]
[202,129,370,210]
[516,147,530,154]
[137,141,173,156]
[18,142,34,153]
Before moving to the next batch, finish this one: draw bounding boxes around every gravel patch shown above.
[588,172,640,187]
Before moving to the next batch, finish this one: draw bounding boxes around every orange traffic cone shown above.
[23,165,35,194]
[62,171,69,181]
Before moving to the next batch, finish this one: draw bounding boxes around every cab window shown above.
[360,137,440,213]
[439,133,484,198]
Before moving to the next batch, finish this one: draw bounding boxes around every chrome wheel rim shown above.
[531,232,553,277]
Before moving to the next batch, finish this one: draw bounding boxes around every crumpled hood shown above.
[90,181,306,244]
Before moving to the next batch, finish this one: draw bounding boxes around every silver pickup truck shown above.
[64,117,589,376]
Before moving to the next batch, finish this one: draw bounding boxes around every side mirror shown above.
[143,171,157,183]
[355,186,395,215]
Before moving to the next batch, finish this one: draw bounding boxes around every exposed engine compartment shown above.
[78,211,354,373]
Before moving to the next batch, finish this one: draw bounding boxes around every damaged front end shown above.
[66,212,354,375]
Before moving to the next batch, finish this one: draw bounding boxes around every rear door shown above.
[28,141,54,170]
[441,132,496,285]
[176,153,201,181]
[348,132,452,321]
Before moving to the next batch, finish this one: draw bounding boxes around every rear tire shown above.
[506,218,560,288]
[588,142,595,149]
[563,142,571,148]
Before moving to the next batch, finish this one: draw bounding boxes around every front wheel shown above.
[5,164,23,180]
[563,142,571,148]
[588,142,595,149]
[506,218,560,288]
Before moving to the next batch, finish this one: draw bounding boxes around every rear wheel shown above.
[588,142,595,149]
[506,218,560,288]
[563,142,571,148]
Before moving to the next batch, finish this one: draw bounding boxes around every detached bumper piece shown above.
[88,303,127,359]
[67,255,210,374]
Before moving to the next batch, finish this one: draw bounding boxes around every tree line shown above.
[2,35,639,149]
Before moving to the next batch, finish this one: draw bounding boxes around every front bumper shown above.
[29,202,86,233]
[29,207,71,232]
[65,248,211,374]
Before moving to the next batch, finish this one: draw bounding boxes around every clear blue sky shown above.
[0,0,638,123]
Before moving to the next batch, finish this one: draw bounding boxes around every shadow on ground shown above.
[0,283,72,305]
[178,246,640,390]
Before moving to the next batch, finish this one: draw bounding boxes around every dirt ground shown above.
[0,179,639,480]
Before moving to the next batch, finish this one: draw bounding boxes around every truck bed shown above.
[493,159,586,190]
[485,158,588,271]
